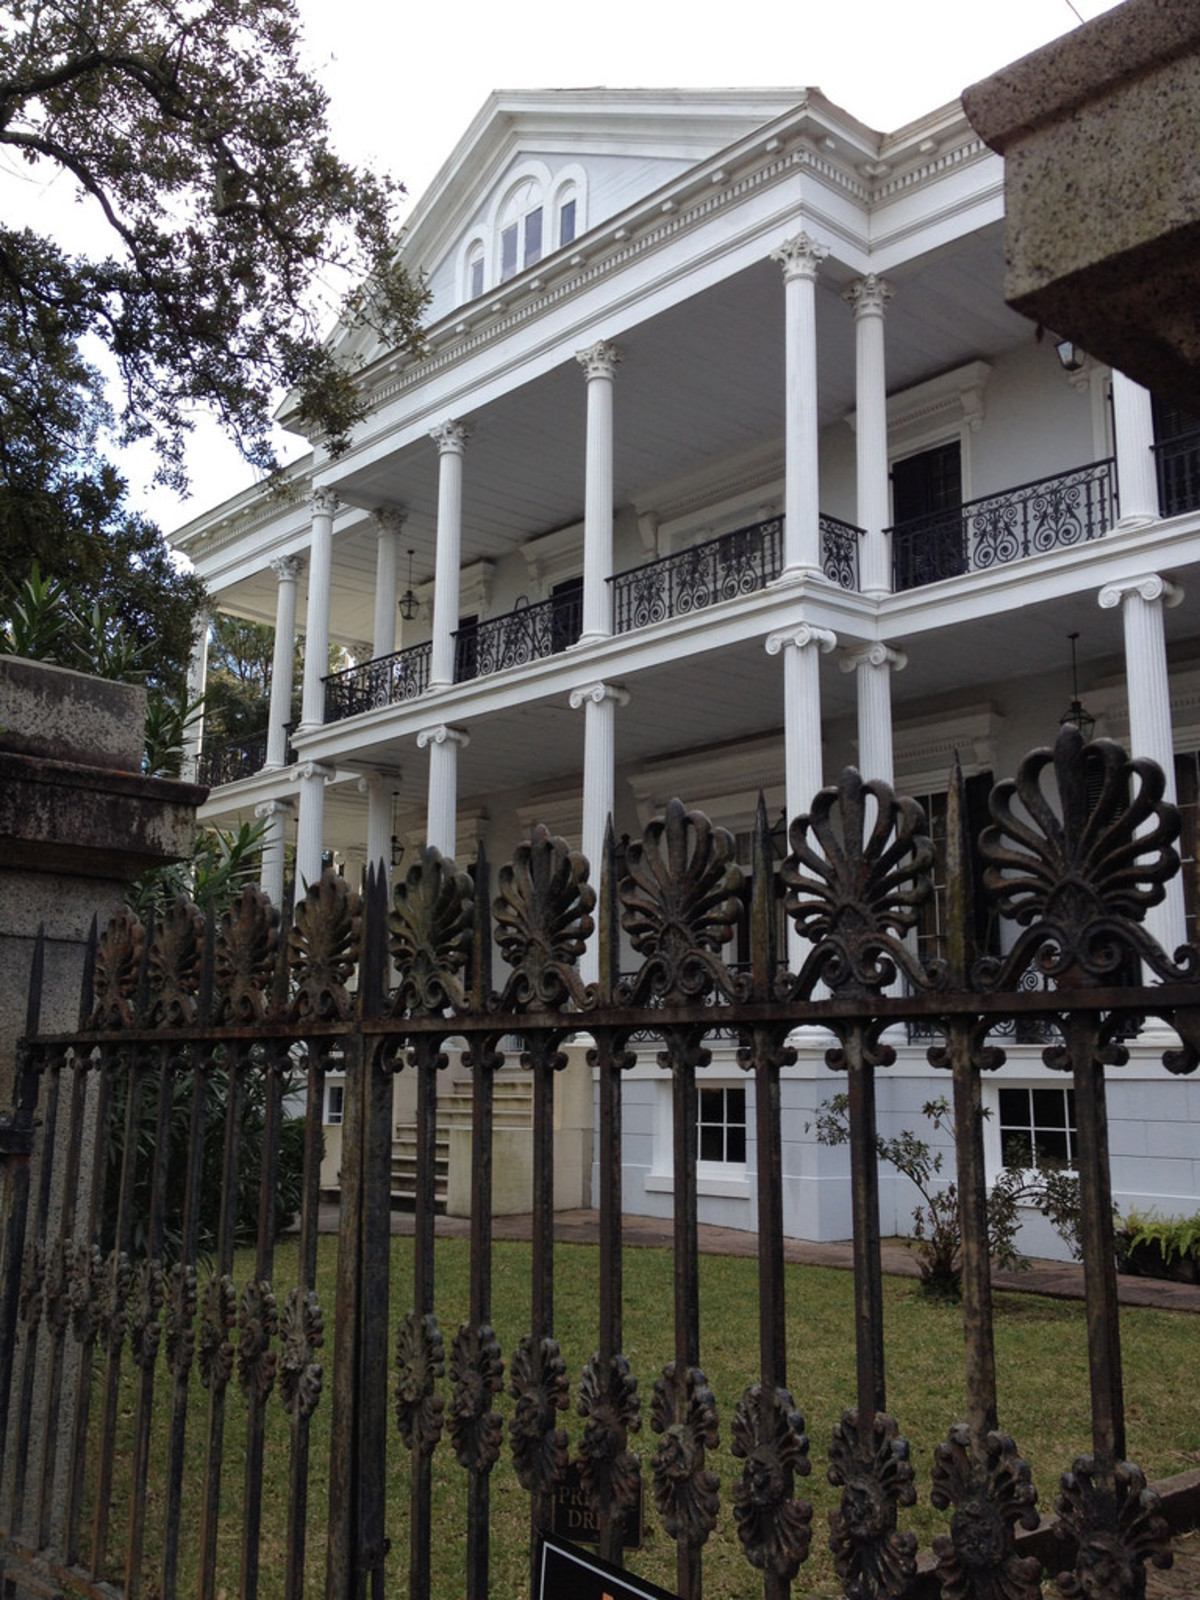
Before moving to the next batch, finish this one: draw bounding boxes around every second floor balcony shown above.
[891,458,1117,593]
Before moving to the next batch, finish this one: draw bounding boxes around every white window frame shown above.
[324,1079,345,1126]
[982,1080,1078,1181]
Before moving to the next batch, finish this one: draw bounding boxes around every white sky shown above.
[6,0,1127,534]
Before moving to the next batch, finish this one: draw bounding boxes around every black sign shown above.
[551,1463,641,1548]
[537,1531,681,1600]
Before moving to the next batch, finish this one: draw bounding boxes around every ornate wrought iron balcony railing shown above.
[610,512,861,633]
[198,727,273,787]
[454,589,582,682]
[324,641,432,722]
[1153,428,1200,519]
[891,457,1116,593]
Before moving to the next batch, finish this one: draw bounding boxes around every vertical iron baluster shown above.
[733,801,810,1598]
[124,1044,174,1596]
[160,1046,209,1600]
[845,1032,885,1424]
[63,1050,113,1569]
[0,925,45,1488]
[239,1041,285,1600]
[324,1023,365,1600]
[1070,1011,1125,1467]
[361,865,395,1600]
[281,1037,329,1600]
[198,1045,247,1600]
[461,843,501,1600]
[90,1040,147,1580]
[404,1030,443,1600]
[8,1045,59,1547]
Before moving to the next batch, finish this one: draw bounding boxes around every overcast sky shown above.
[8,0,1127,534]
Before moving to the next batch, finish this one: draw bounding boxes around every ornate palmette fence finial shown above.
[618,797,746,1005]
[288,871,363,1021]
[388,848,475,1015]
[978,726,1196,991]
[781,767,938,999]
[492,824,594,1011]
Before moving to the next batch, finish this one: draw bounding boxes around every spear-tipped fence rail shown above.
[2,725,1198,1600]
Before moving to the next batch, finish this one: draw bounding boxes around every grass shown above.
[86,1236,1200,1600]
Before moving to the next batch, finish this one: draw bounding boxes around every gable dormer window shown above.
[499,179,543,282]
[558,186,577,249]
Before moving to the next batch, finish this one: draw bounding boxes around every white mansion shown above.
[173,87,1200,1254]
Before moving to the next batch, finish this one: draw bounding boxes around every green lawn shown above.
[94,1235,1200,1599]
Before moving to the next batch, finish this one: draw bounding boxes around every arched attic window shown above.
[556,182,578,249]
[465,238,485,301]
[498,178,543,282]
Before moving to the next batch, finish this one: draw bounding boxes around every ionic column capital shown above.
[254,797,294,820]
[372,506,408,535]
[289,760,336,785]
[771,231,829,284]
[309,487,339,518]
[569,680,631,711]
[766,623,838,658]
[839,641,907,674]
[1098,574,1184,611]
[270,553,306,583]
[417,723,470,752]
[431,419,472,456]
[576,340,622,381]
[842,274,894,320]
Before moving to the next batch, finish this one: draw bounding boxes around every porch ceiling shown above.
[277,219,1035,650]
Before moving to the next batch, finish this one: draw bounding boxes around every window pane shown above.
[500,223,517,282]
[727,1086,746,1122]
[524,206,542,267]
[559,197,576,247]
[1032,1088,1066,1128]
[726,1126,746,1163]
[700,1125,724,1162]
[470,256,484,299]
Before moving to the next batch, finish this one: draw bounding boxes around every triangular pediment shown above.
[333,87,808,370]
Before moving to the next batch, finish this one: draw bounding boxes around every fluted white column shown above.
[1111,372,1159,528]
[577,342,621,644]
[418,724,469,857]
[843,276,894,599]
[772,233,829,578]
[372,508,406,659]
[255,797,292,906]
[182,608,211,781]
[266,555,303,768]
[570,680,630,982]
[765,624,837,823]
[293,760,334,891]
[430,422,472,687]
[299,490,337,732]
[357,770,396,886]
[840,642,907,788]
[1099,573,1186,956]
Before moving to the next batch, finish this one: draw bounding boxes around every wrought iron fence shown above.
[198,727,272,786]
[1154,429,1200,519]
[324,641,432,721]
[2,726,1197,1600]
[892,458,1117,592]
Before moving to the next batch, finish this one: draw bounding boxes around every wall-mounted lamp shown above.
[1055,338,1086,374]
[398,548,418,621]
[1059,631,1096,741]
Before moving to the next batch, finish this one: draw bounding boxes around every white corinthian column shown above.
[771,232,829,578]
[843,275,894,599]
[570,680,630,983]
[255,797,293,907]
[267,554,304,768]
[299,489,337,733]
[430,422,472,688]
[576,341,621,644]
[418,723,469,858]
[1099,573,1186,959]
[372,507,406,659]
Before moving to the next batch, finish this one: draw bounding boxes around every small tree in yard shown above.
[811,1094,1082,1296]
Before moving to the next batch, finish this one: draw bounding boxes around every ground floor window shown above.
[998,1084,1076,1171]
[698,1084,746,1164]
[325,1081,345,1126]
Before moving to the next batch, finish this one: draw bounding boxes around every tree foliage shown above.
[0,0,427,485]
